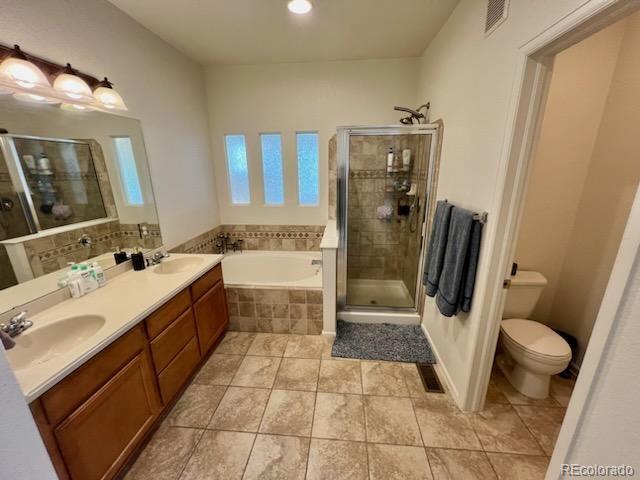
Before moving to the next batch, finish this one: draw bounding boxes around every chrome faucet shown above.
[146,250,170,266]
[216,233,243,254]
[0,311,33,338]
[78,233,92,248]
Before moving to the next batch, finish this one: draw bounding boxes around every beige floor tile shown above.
[208,386,270,432]
[550,376,576,407]
[321,335,335,359]
[231,356,281,388]
[243,434,309,480]
[247,333,289,357]
[513,405,566,455]
[215,332,257,354]
[367,443,432,480]
[318,359,362,394]
[401,364,429,397]
[427,448,496,480]
[312,392,365,441]
[194,354,244,385]
[364,396,422,446]
[307,439,368,480]
[124,426,202,480]
[413,395,481,450]
[165,384,226,428]
[284,335,324,359]
[180,430,254,480]
[260,389,316,436]
[471,404,543,455]
[274,358,320,391]
[491,369,560,407]
[362,361,410,396]
[485,379,510,406]
[486,452,549,480]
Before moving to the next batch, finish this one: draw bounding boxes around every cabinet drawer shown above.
[145,288,191,339]
[54,351,160,480]
[42,325,147,426]
[150,308,197,374]
[157,337,200,405]
[191,264,223,301]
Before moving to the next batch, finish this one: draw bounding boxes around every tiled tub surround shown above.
[171,224,325,254]
[124,332,573,480]
[226,287,324,335]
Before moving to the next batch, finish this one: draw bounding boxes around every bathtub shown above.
[221,250,323,335]
[221,250,322,288]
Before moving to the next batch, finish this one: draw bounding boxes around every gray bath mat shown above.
[332,320,436,364]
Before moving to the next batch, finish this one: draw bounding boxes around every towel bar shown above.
[442,199,488,225]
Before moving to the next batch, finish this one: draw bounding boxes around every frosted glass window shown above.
[296,132,319,206]
[225,134,251,204]
[112,137,143,206]
[260,134,284,205]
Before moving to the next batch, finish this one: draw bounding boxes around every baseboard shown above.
[420,322,460,403]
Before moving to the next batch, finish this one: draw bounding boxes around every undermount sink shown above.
[153,257,203,274]
[7,315,106,371]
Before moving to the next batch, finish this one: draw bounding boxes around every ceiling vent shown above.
[485,0,509,36]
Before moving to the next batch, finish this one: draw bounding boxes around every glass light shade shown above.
[53,73,93,102]
[0,85,13,95]
[0,57,50,90]
[93,85,127,111]
[13,92,60,104]
[288,0,312,14]
[61,102,90,111]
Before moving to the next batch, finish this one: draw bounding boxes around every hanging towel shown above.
[423,200,454,297]
[1,330,15,350]
[435,207,475,317]
[460,219,483,313]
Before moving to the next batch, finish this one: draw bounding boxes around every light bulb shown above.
[53,66,93,102]
[288,0,312,14]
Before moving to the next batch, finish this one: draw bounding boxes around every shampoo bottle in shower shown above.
[387,147,394,172]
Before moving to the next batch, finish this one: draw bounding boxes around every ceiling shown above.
[108,0,459,65]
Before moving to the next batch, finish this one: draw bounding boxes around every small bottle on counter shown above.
[131,247,146,271]
[113,246,128,265]
[92,262,107,287]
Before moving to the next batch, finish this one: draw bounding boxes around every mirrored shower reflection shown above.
[346,133,431,309]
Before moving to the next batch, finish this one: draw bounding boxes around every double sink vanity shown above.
[4,253,229,480]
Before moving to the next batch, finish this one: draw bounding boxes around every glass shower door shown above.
[343,131,432,310]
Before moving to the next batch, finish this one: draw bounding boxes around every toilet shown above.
[498,270,572,399]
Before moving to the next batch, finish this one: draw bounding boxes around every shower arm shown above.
[394,103,430,124]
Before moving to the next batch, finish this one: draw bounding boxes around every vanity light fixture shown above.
[93,77,127,111]
[61,103,91,111]
[13,92,60,104]
[53,63,94,102]
[288,0,313,14]
[0,45,51,92]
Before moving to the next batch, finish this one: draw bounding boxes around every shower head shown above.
[394,103,430,124]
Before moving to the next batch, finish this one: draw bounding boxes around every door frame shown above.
[466,0,640,476]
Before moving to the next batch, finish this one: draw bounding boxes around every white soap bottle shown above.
[91,262,106,287]
[79,263,99,293]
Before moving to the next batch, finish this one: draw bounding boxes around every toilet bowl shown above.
[498,318,571,399]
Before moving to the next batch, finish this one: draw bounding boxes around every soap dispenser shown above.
[113,246,128,265]
[131,247,146,271]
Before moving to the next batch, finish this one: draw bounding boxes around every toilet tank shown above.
[502,270,547,319]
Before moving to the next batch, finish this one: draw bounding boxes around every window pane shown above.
[113,137,144,206]
[297,132,319,206]
[260,134,284,205]
[225,134,251,204]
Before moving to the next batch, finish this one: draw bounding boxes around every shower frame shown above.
[336,124,441,321]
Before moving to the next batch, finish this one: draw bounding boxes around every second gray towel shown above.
[424,200,454,297]
[436,207,475,317]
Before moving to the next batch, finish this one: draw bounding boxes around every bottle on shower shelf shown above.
[386,147,394,172]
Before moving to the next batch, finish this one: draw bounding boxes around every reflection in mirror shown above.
[0,95,162,307]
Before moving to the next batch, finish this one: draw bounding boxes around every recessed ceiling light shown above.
[288,0,312,15]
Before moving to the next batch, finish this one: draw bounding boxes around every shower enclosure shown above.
[337,125,440,323]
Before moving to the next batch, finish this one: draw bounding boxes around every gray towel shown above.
[423,200,454,297]
[460,219,483,312]
[436,207,475,317]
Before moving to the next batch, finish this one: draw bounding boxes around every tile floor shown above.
[125,332,575,480]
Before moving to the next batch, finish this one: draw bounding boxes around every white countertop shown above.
[6,253,223,402]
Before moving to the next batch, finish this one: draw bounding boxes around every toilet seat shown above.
[501,319,571,362]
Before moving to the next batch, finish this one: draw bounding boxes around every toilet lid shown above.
[501,319,572,358]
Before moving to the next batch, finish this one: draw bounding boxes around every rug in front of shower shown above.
[332,320,436,364]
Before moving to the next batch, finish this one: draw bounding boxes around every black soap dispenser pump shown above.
[131,247,146,271]
[113,246,128,265]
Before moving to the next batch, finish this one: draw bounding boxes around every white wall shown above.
[416,0,618,408]
[0,0,220,248]
[206,58,419,225]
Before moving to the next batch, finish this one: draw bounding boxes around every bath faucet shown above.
[0,311,33,338]
[147,250,170,266]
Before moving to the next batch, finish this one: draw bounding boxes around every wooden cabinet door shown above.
[193,280,228,355]
[54,351,161,480]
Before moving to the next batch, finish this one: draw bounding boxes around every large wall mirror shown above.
[0,95,162,311]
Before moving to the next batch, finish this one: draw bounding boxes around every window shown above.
[260,133,284,205]
[296,132,319,206]
[225,134,251,204]
[112,136,143,206]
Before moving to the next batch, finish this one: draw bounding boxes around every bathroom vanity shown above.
[6,255,228,480]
